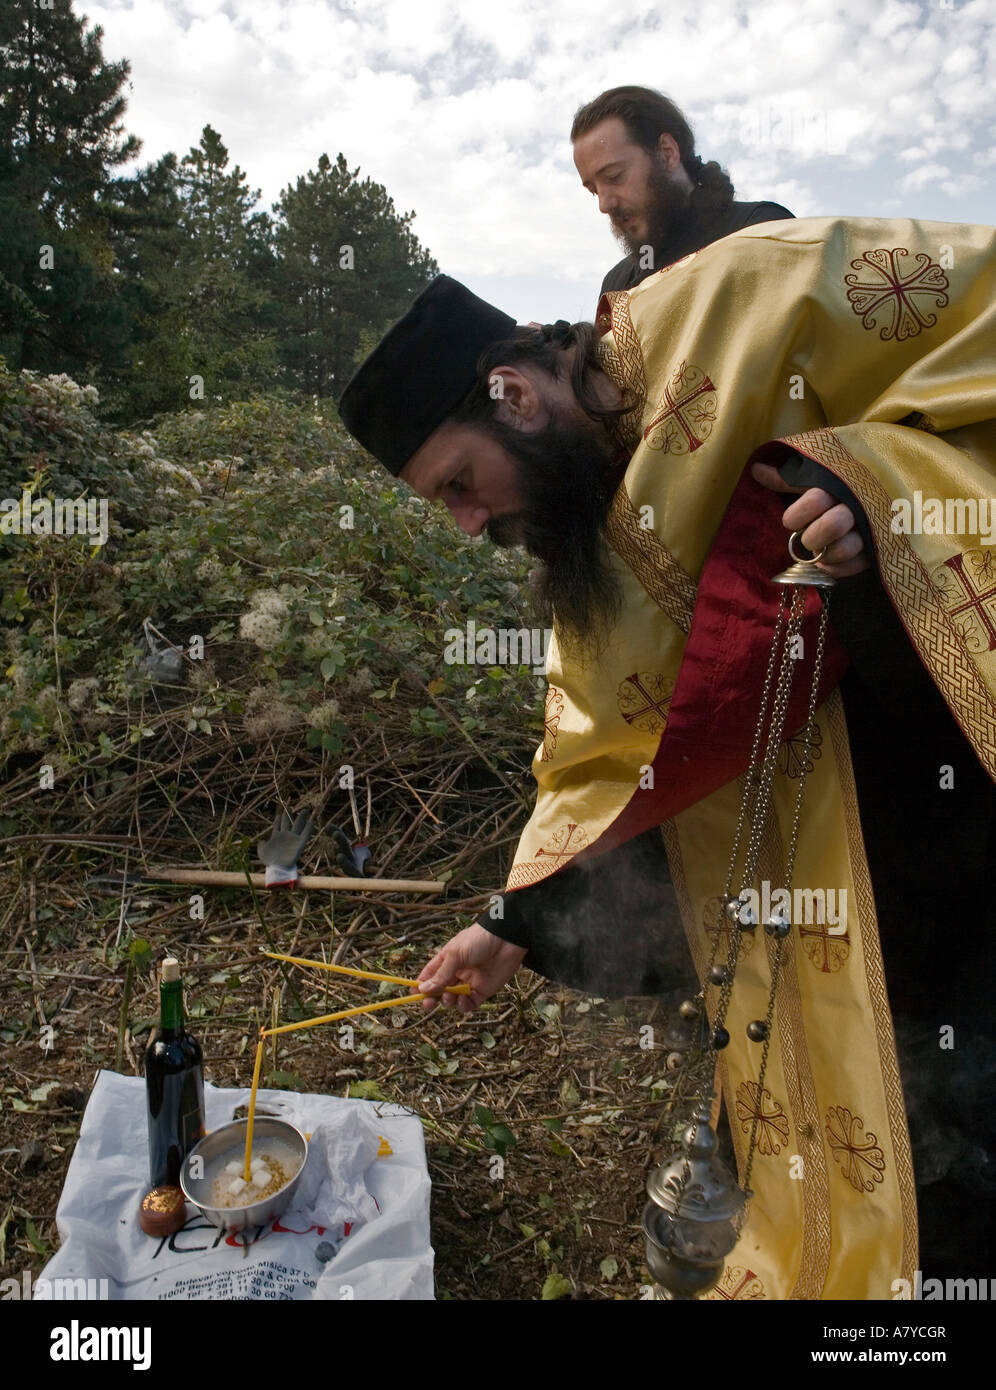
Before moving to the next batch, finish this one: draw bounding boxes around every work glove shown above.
[258,810,315,888]
[330,827,373,877]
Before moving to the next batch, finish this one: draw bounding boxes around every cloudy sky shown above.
[85,0,995,323]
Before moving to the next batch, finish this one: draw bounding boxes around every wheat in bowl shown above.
[180,1117,309,1232]
[211,1142,300,1208]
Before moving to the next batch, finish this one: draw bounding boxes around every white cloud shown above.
[80,0,994,321]
[900,161,951,193]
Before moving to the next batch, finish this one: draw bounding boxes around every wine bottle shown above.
[145,956,205,1187]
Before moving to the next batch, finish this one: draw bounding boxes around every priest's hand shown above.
[414,924,528,1015]
[751,462,871,578]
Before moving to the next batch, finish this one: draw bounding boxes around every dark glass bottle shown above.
[145,957,205,1187]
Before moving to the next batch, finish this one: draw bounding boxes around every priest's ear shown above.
[488,366,544,428]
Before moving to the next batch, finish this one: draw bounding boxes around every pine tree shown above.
[104,152,187,420]
[160,124,278,403]
[0,0,140,374]
[272,153,438,397]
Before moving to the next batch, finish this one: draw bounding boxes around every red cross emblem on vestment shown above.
[844,247,949,341]
[826,1105,886,1193]
[934,550,996,653]
[798,918,850,974]
[704,1264,765,1300]
[534,823,589,865]
[643,361,718,455]
[616,671,674,734]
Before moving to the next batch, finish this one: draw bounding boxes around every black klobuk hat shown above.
[337,275,517,476]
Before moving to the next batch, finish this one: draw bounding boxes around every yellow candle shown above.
[261,951,416,988]
[261,993,431,1038]
[243,1034,265,1182]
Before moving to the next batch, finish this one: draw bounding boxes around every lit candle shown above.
[243,1034,265,1183]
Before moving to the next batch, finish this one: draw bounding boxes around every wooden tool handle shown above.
[144,868,445,893]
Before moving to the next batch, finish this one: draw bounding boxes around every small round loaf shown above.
[139,1185,187,1237]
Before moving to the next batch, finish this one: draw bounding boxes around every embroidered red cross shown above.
[535,824,586,864]
[798,919,849,973]
[941,552,996,651]
[618,673,671,727]
[644,364,716,452]
[711,1267,761,1300]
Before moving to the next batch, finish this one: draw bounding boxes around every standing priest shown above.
[570,85,794,294]
[337,217,996,1299]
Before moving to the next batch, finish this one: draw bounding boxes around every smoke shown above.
[520,826,698,1003]
[891,1016,996,1276]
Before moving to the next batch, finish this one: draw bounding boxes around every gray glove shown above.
[257,810,315,888]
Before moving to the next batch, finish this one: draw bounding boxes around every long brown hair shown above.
[449,322,630,429]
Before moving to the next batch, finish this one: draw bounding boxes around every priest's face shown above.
[573,115,692,255]
[400,401,623,654]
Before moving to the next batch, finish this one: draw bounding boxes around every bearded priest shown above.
[337,217,996,1300]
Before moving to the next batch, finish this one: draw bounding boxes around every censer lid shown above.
[646,1103,746,1222]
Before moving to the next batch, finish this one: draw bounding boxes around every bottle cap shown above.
[139,1185,187,1237]
[161,957,180,983]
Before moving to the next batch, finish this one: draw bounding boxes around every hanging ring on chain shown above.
[787,531,826,565]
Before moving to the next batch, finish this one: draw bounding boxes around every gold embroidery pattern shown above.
[616,671,674,734]
[826,689,918,1278]
[780,428,996,781]
[505,821,591,890]
[702,892,755,960]
[778,718,823,778]
[932,549,996,653]
[798,917,850,974]
[844,248,949,341]
[540,685,564,762]
[605,487,697,634]
[643,360,718,455]
[826,1105,886,1193]
[735,1081,790,1156]
[703,1264,766,1300]
[595,291,646,452]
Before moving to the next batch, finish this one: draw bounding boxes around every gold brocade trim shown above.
[506,860,556,890]
[598,290,647,451]
[753,799,830,1301]
[605,487,698,633]
[826,686,918,1280]
[781,426,996,779]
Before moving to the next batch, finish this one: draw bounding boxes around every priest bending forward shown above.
[338,217,996,1299]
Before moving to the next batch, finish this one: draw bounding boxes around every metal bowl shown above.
[179,1117,309,1233]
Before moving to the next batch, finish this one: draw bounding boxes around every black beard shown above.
[480,413,624,661]
[613,156,694,260]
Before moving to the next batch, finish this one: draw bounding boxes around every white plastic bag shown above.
[37,1071,434,1300]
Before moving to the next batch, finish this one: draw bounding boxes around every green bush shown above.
[0,365,547,765]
